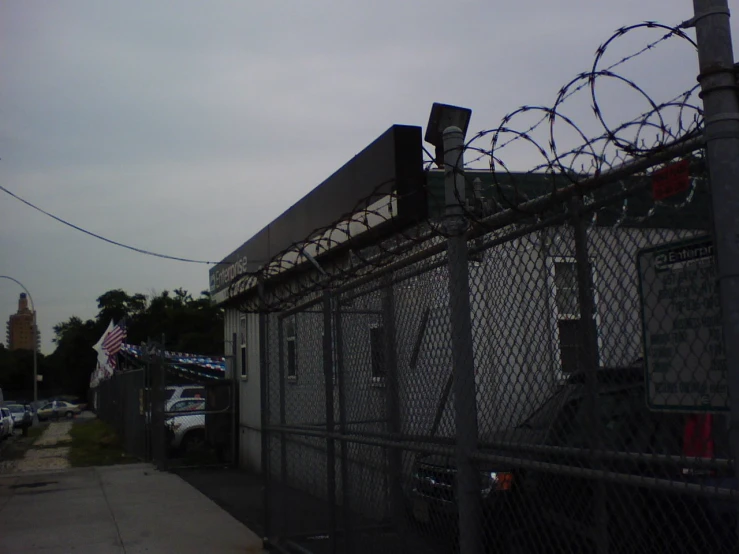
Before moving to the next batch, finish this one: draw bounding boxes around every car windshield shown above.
[7,405,24,413]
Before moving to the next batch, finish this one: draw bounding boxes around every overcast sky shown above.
[0,1,734,354]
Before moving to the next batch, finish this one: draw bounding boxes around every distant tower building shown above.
[6,293,39,351]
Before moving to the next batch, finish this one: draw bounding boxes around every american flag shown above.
[102,319,127,369]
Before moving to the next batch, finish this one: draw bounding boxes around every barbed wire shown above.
[228,21,705,313]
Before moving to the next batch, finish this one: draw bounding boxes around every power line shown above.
[0,184,228,265]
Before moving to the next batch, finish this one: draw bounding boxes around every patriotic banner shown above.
[89,319,127,387]
[102,318,127,373]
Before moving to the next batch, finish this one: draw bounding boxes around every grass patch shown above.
[68,419,139,467]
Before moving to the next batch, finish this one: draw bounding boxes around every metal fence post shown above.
[277,316,288,538]
[381,274,406,543]
[149,342,167,471]
[323,289,338,554]
[334,299,353,553]
[443,125,482,554]
[571,197,607,554]
[691,0,739,541]
[258,282,273,542]
[231,332,239,468]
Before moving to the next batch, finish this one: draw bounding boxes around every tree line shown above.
[0,288,223,401]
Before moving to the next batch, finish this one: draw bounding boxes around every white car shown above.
[165,385,205,403]
[165,398,206,452]
[0,407,13,439]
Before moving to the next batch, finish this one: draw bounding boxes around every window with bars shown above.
[370,325,386,380]
[551,260,582,375]
[286,320,297,380]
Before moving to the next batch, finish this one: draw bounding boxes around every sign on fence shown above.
[638,236,728,412]
[652,159,690,200]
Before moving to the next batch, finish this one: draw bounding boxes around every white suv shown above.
[165,385,205,403]
[0,407,13,439]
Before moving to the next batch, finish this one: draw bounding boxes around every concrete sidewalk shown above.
[0,463,263,553]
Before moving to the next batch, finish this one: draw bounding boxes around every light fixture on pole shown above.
[424,102,472,169]
[424,103,483,553]
[0,275,38,404]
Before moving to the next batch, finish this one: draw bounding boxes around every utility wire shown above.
[0,184,228,265]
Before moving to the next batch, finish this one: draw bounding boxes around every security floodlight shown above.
[425,103,472,168]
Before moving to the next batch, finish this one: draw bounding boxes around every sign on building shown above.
[637,236,728,412]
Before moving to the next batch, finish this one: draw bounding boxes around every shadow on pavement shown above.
[175,467,452,554]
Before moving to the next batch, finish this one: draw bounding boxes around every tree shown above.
[96,290,147,325]
[46,287,224,397]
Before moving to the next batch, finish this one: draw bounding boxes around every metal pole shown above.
[278,317,288,538]
[0,276,38,404]
[690,0,739,542]
[381,274,406,544]
[231,332,239,467]
[322,289,337,554]
[32,311,38,404]
[334,299,353,553]
[571,197,607,554]
[442,126,482,554]
[258,280,273,542]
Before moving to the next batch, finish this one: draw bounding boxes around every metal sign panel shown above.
[637,236,728,411]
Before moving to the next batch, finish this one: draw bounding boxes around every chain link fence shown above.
[92,342,236,471]
[261,145,729,553]
[93,367,149,461]
[249,15,739,554]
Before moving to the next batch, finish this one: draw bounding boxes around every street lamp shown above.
[0,276,38,404]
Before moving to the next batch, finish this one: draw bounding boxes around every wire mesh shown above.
[237,18,736,554]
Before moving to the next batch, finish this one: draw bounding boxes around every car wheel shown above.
[65,411,73,419]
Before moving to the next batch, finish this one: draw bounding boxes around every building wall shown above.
[229,224,699,519]
[224,308,262,472]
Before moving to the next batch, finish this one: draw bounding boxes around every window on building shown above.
[286,320,297,380]
[551,260,583,375]
[240,315,248,380]
[370,325,386,381]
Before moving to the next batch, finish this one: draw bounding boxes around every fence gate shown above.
[136,341,237,471]
[92,341,236,472]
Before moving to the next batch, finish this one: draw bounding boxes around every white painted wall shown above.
[225,224,702,520]
[224,308,262,472]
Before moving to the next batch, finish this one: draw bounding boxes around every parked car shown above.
[408,364,736,553]
[36,400,82,421]
[5,404,32,430]
[0,407,13,439]
[165,398,206,453]
[165,385,205,403]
